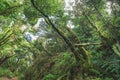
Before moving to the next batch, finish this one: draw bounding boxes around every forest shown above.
[0,0,120,80]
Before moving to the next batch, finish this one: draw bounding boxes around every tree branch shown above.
[30,0,88,61]
[0,54,15,66]
[75,43,101,47]
[0,5,23,16]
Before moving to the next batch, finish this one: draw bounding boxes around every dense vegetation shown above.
[0,0,120,80]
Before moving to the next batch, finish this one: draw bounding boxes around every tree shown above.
[0,0,120,80]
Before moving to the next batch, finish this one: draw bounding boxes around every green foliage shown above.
[100,56,120,79]
[0,1,10,11]
[0,0,120,80]
[0,67,14,77]
[35,0,64,15]
[112,44,120,57]
[23,6,39,25]
[43,74,57,80]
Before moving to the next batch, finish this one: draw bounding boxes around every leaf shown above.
[112,44,120,57]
